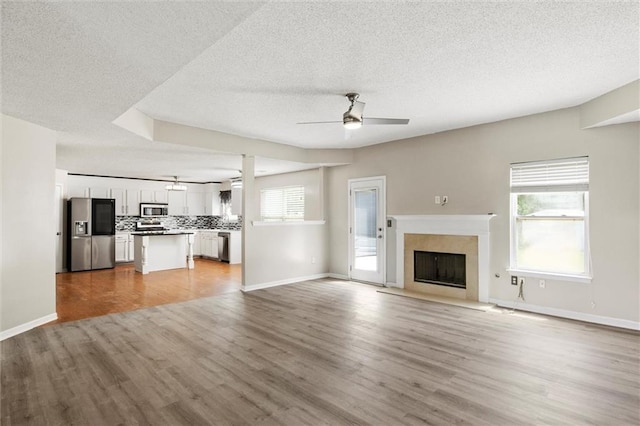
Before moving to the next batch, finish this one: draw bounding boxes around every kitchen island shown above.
[132,231,195,274]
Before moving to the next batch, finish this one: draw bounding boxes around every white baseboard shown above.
[242,273,330,292]
[0,312,58,341]
[327,273,349,280]
[489,298,640,331]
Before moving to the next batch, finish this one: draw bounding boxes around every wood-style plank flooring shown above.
[2,279,639,425]
[53,259,242,323]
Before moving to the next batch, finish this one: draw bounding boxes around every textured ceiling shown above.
[2,1,638,182]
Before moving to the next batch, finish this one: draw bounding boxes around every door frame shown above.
[347,176,386,285]
[55,183,65,273]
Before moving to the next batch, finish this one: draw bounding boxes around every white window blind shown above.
[260,186,304,221]
[511,157,589,193]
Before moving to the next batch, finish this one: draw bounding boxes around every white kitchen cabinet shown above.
[187,192,205,216]
[228,231,242,264]
[191,231,201,256]
[169,191,205,216]
[205,190,221,216]
[111,188,126,215]
[115,234,129,262]
[116,233,134,262]
[126,190,140,216]
[68,185,89,198]
[200,232,212,257]
[89,187,110,199]
[140,189,167,204]
[168,191,187,215]
[111,189,141,216]
[211,235,219,259]
[231,187,243,216]
[199,231,219,259]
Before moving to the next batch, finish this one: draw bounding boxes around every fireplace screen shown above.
[414,251,466,289]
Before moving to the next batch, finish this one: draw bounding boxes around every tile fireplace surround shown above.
[390,215,495,303]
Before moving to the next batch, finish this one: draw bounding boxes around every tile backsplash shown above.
[116,216,242,231]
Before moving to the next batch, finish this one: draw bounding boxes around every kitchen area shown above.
[55,172,244,322]
[59,174,242,274]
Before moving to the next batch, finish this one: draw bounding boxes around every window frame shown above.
[509,158,592,283]
[259,185,305,222]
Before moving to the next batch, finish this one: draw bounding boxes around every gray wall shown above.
[1,115,57,335]
[327,106,639,323]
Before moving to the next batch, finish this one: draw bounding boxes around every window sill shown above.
[252,220,326,227]
[507,268,592,284]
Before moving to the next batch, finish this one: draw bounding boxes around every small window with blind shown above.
[260,185,304,222]
[510,157,590,278]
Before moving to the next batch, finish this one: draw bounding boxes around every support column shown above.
[241,155,255,291]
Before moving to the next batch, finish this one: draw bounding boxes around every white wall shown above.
[328,106,640,324]
[243,168,328,289]
[1,115,57,337]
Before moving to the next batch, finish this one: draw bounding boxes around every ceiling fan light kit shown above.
[343,116,362,129]
[298,92,409,129]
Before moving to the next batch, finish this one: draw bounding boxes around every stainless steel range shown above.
[135,220,168,234]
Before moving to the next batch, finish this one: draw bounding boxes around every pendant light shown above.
[165,176,187,191]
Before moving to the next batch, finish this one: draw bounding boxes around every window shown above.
[219,190,238,221]
[510,157,590,278]
[260,185,304,222]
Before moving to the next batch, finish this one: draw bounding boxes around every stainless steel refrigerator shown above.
[67,198,115,271]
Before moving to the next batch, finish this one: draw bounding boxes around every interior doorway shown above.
[348,176,386,285]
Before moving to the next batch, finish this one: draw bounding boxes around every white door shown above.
[55,184,65,272]
[349,177,386,284]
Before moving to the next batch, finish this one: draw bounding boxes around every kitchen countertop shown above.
[119,229,240,235]
[130,231,195,236]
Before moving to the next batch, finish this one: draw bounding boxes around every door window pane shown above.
[354,189,377,271]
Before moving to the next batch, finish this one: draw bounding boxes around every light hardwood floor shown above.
[54,259,242,323]
[2,278,639,425]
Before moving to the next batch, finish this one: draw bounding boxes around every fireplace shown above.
[391,215,495,302]
[414,251,466,289]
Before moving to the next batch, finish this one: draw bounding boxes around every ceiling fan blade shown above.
[297,120,342,125]
[363,117,410,125]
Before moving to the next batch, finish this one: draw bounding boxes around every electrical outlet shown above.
[435,195,441,204]
[311,257,316,264]
[511,276,518,285]
[519,277,526,286]
[539,279,546,289]
[442,195,449,204]
[591,301,596,309]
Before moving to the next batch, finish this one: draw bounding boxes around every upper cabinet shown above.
[140,189,168,204]
[65,176,224,217]
[168,191,186,215]
[168,190,206,216]
[89,187,110,199]
[205,189,221,216]
[68,185,89,198]
[187,192,205,216]
[111,188,140,216]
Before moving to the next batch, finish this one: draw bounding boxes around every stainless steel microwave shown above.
[140,203,169,217]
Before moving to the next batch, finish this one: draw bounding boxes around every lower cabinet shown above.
[115,236,127,262]
[116,233,134,263]
[199,231,219,259]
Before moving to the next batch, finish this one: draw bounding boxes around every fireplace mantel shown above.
[390,215,495,303]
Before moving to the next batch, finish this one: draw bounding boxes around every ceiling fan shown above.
[297,93,410,129]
